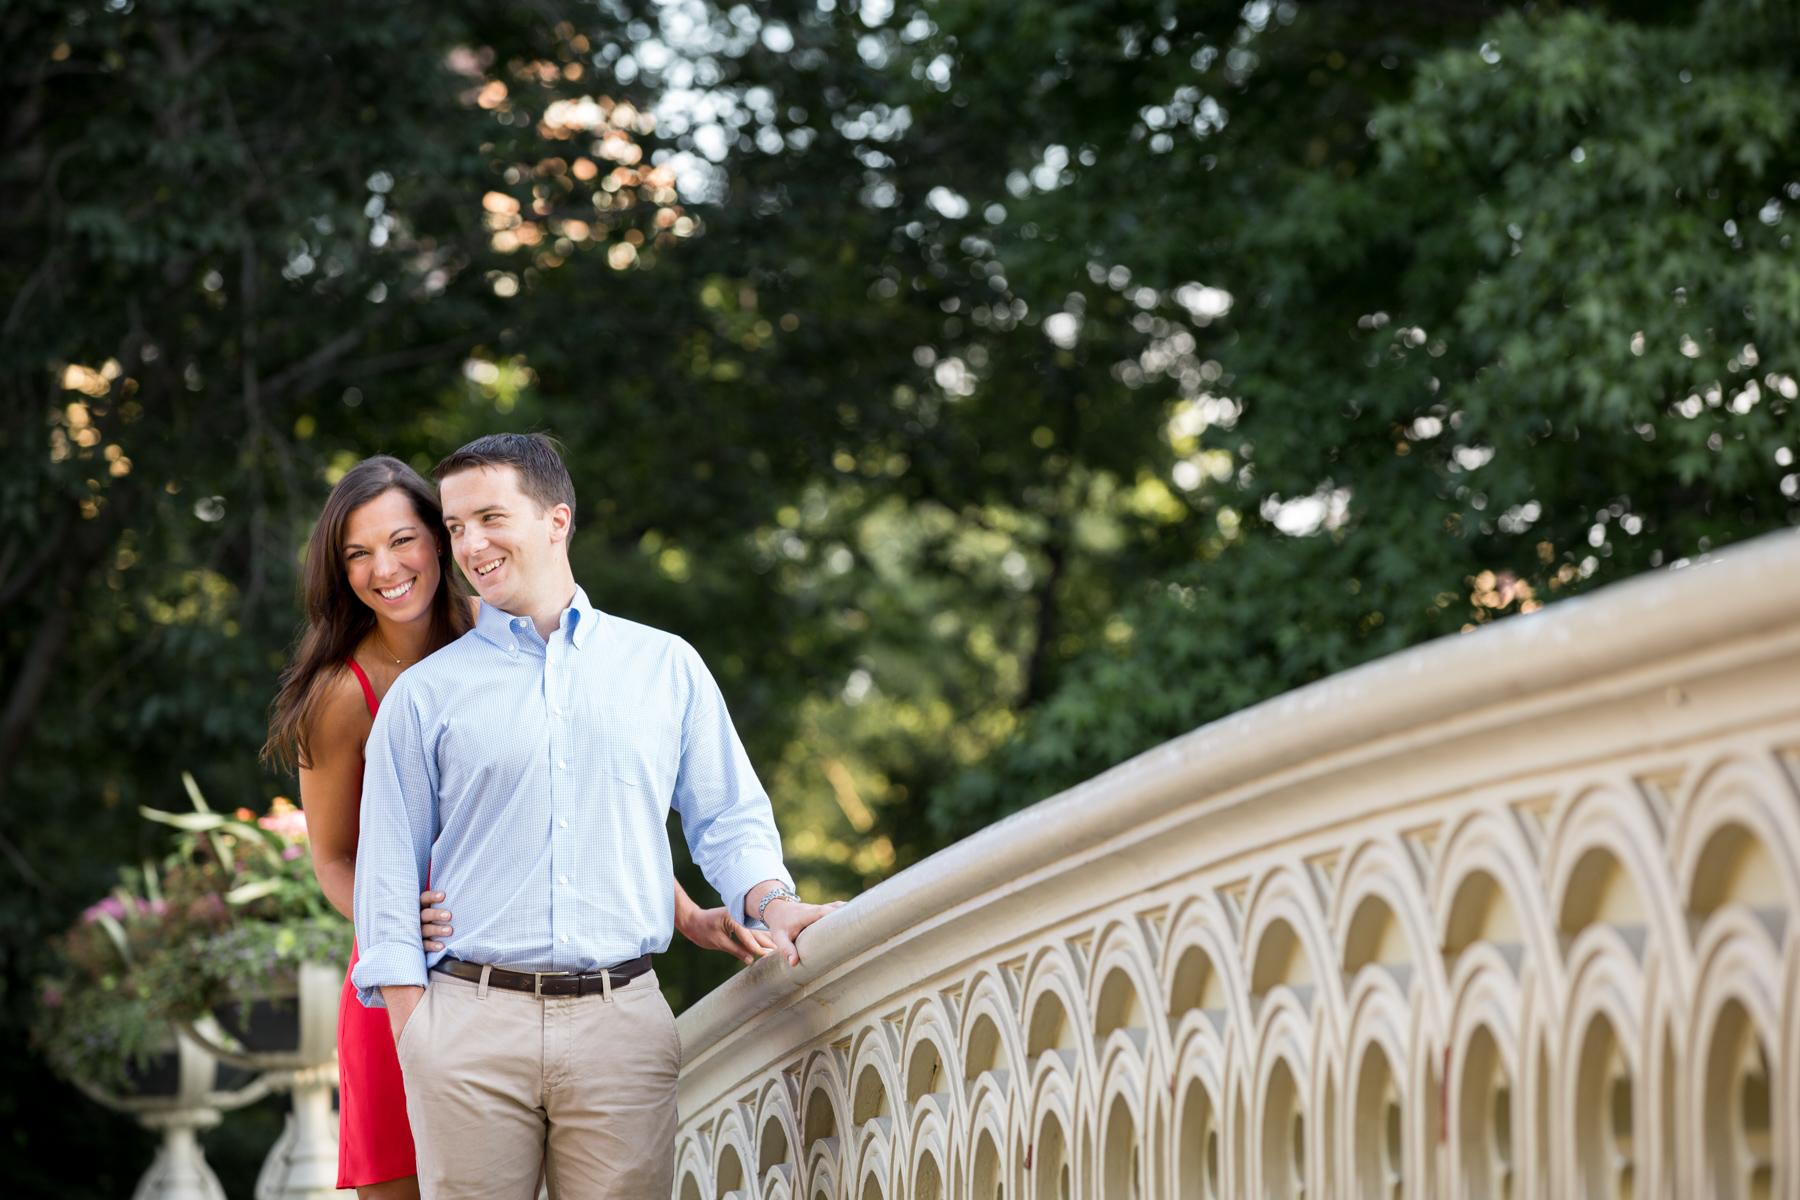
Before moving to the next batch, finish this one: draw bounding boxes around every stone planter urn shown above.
[185,958,345,1200]
[75,1024,271,1200]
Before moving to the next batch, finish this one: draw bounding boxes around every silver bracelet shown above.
[757,885,801,923]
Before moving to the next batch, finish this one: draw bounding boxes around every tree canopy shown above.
[4,0,1795,1191]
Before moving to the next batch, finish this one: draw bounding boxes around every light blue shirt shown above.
[350,587,792,1006]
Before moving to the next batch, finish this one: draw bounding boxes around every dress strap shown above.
[345,658,379,719]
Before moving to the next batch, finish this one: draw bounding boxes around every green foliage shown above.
[923,0,1800,823]
[30,891,196,1095]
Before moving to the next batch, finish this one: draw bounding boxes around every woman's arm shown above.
[296,671,370,922]
[674,877,774,965]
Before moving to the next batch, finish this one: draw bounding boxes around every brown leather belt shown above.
[430,954,652,998]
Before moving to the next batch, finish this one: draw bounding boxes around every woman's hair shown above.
[262,456,473,772]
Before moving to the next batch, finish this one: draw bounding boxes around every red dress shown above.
[336,659,418,1188]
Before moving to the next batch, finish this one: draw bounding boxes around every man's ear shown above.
[547,502,574,544]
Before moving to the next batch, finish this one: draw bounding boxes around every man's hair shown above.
[433,432,577,531]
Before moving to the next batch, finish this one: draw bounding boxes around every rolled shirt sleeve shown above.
[670,644,793,927]
[350,681,439,1007]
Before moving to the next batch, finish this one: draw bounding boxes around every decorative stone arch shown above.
[1170,1039,1226,1200]
[1088,919,1165,1065]
[1334,833,1448,1193]
[1435,808,1557,991]
[1341,970,1416,1200]
[1161,897,1250,1049]
[848,1026,905,1180]
[1095,1049,1148,1200]
[1545,782,1686,976]
[899,998,961,1126]
[710,1104,755,1200]
[962,1062,1015,1200]
[1672,753,1800,936]
[1241,866,1336,1025]
[1445,952,1524,1200]
[1020,945,1089,1081]
[957,972,1026,1105]
[761,1161,797,1200]
[852,1137,893,1200]
[1685,904,1787,1199]
[674,1132,713,1200]
[906,1103,954,1200]
[966,1121,1007,1200]
[1024,1064,1081,1200]
[754,1073,803,1193]
[1558,932,1647,1200]
[803,1153,838,1200]
[1334,835,1447,1021]
[797,1049,850,1192]
[1247,1004,1313,1200]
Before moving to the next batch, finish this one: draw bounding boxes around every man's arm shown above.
[350,684,438,1038]
[671,647,840,962]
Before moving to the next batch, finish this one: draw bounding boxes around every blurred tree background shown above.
[3,0,1796,1192]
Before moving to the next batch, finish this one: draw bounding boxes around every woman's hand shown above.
[419,890,451,952]
[675,882,774,965]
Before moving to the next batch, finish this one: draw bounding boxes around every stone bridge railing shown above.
[673,532,1800,1200]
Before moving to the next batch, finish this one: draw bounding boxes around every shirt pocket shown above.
[592,704,678,795]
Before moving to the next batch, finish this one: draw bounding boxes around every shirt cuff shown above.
[350,941,429,1008]
[717,853,794,928]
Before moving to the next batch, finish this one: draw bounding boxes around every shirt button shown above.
[555,706,563,715]
[559,876,568,885]
[558,760,567,770]
[560,933,569,943]
[559,818,568,828]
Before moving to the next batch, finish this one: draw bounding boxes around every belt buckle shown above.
[534,970,569,998]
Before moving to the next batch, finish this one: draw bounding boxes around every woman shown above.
[264,456,770,1200]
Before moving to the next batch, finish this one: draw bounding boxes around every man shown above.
[351,433,837,1199]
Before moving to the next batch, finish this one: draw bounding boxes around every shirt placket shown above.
[547,619,572,972]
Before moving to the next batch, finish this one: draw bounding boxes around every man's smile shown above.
[474,558,503,579]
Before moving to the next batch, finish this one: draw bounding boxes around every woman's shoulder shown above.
[308,662,376,740]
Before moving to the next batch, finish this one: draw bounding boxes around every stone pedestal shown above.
[189,960,351,1199]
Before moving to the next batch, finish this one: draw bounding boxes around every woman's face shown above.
[341,489,441,626]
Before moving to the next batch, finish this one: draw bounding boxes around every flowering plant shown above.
[33,774,348,1089]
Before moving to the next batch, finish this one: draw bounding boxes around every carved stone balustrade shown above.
[673,532,1800,1200]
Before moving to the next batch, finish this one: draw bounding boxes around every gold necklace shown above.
[373,628,419,666]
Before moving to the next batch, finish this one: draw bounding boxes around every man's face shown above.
[439,465,569,614]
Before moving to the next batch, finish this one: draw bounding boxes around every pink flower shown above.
[83,897,127,923]
[282,845,303,860]
[259,810,309,839]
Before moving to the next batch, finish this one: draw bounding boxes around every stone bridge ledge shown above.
[676,531,1800,1200]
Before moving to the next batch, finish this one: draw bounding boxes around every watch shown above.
[757,885,801,923]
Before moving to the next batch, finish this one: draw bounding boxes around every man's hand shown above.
[746,881,844,967]
[676,898,775,965]
[382,985,424,1046]
[420,890,452,953]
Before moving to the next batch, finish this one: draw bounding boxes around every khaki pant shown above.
[395,967,680,1200]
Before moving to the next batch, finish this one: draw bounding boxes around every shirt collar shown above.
[472,586,605,652]
[565,585,601,650]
